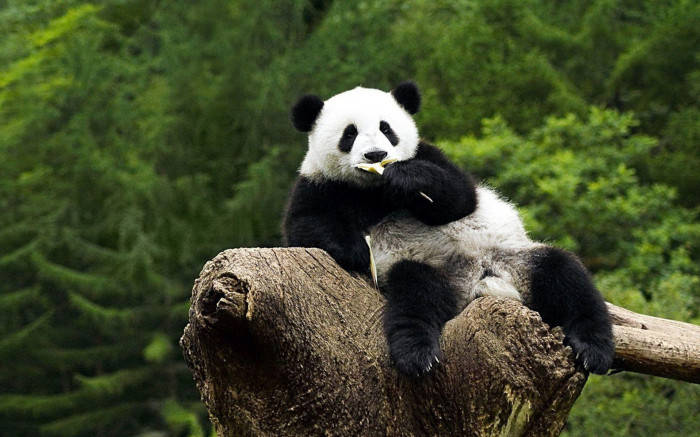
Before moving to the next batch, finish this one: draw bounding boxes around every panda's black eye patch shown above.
[379,121,399,146]
[338,124,358,153]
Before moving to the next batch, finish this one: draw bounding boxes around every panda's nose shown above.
[364,150,388,163]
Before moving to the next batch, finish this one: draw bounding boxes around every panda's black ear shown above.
[391,81,420,115]
[291,95,324,132]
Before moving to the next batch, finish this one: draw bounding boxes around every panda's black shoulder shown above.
[283,176,387,231]
[282,177,332,245]
[284,177,339,220]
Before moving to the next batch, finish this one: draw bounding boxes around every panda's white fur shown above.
[301,87,419,185]
[370,185,539,309]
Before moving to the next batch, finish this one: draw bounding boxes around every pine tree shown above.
[1,3,202,435]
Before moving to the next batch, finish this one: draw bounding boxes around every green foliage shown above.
[160,399,207,437]
[393,0,700,203]
[143,333,174,364]
[0,0,697,435]
[565,374,700,437]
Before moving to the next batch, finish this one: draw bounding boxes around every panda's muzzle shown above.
[363,150,388,163]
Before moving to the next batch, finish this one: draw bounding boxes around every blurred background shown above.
[1,0,698,436]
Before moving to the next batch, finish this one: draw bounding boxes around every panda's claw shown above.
[390,338,441,377]
[567,333,614,375]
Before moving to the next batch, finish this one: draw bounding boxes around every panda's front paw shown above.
[567,333,615,375]
[383,160,435,200]
[387,328,441,377]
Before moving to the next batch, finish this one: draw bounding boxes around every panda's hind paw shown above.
[389,333,441,377]
[567,334,614,375]
[393,348,440,377]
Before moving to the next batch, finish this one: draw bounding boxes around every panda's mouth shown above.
[354,166,377,174]
[353,158,398,175]
[354,167,381,180]
[348,166,383,186]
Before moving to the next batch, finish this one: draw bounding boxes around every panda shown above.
[283,82,614,377]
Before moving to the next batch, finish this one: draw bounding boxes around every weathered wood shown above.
[607,303,700,383]
[180,248,700,436]
[181,248,587,436]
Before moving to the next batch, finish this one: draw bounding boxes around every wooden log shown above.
[181,248,587,436]
[180,248,700,436]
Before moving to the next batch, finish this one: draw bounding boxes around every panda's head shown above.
[291,82,421,186]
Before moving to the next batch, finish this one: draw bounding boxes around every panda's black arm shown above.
[383,142,477,226]
[283,180,370,273]
[284,213,370,273]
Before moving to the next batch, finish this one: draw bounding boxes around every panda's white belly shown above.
[368,186,536,307]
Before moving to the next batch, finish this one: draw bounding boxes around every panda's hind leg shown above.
[382,260,458,377]
[528,246,614,374]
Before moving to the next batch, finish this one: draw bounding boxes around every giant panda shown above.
[283,82,614,377]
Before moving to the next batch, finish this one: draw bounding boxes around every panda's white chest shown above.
[438,186,532,253]
[368,186,534,292]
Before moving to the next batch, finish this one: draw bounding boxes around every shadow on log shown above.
[181,248,590,436]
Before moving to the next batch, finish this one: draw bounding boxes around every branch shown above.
[180,248,700,436]
[607,303,700,383]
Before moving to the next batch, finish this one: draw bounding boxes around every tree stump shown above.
[180,248,589,436]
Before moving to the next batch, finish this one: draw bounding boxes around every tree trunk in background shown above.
[180,248,588,436]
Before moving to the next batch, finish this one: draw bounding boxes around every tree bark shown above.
[180,248,700,436]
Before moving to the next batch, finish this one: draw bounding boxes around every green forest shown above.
[1,0,698,435]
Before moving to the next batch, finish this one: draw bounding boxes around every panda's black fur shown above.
[283,82,614,376]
